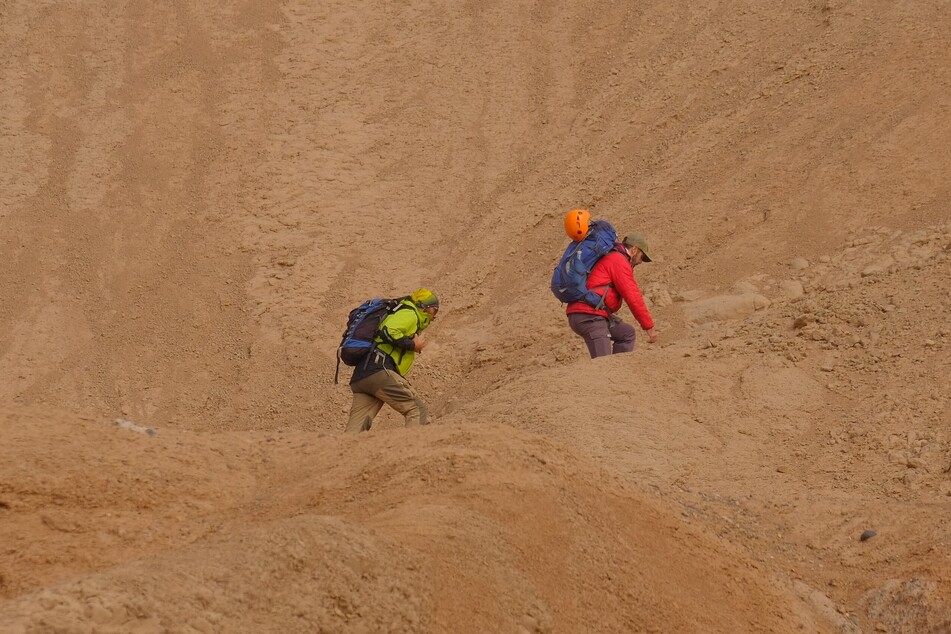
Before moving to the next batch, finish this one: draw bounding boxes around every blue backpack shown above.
[334,297,409,383]
[550,220,618,309]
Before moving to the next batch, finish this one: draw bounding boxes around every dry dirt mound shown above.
[2,408,818,633]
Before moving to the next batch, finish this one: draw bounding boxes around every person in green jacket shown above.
[346,288,440,432]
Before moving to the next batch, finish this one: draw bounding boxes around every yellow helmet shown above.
[564,209,590,241]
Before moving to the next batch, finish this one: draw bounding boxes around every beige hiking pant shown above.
[346,369,427,432]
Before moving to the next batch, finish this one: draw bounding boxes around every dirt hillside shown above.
[1,0,949,632]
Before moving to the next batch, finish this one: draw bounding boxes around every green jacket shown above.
[375,299,432,376]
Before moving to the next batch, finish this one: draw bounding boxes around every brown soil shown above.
[2,1,949,632]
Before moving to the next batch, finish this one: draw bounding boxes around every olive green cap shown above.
[621,233,652,262]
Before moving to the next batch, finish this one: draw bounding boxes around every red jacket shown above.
[565,246,654,330]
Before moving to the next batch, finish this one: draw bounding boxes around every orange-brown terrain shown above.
[2,1,949,632]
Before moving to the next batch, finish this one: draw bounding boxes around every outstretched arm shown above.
[611,261,655,331]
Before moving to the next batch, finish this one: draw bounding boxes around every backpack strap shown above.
[591,245,628,312]
[376,302,419,346]
[592,283,613,312]
[378,304,422,367]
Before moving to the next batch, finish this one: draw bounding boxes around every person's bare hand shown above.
[646,328,658,344]
[414,335,427,353]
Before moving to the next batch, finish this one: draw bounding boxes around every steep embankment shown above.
[1,0,949,432]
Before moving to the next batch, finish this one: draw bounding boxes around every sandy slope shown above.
[2,411,815,633]
[2,0,950,632]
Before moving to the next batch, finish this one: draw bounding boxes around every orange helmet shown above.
[564,209,590,241]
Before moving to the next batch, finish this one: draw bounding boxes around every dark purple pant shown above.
[568,313,636,359]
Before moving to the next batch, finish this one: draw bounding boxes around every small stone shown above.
[789,257,810,270]
[862,256,895,277]
[888,451,908,464]
[860,529,877,542]
[673,289,706,302]
[683,293,770,324]
[780,280,805,299]
[651,288,674,307]
[793,314,814,329]
[906,457,925,469]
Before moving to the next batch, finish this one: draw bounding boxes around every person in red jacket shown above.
[566,233,658,358]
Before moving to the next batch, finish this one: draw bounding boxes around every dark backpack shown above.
[334,297,408,383]
[550,220,618,308]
